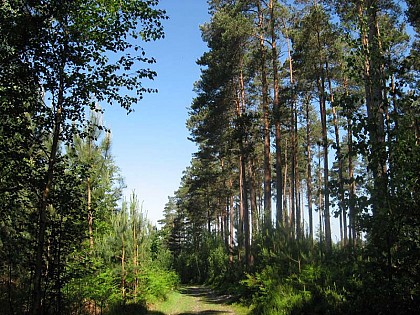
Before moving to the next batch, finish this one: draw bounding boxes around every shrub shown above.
[138,266,179,303]
[243,263,346,315]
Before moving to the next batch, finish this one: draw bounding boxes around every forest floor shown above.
[147,285,251,315]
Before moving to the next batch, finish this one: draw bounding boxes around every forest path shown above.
[147,285,250,315]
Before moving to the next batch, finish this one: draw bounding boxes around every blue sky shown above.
[102,0,341,239]
[104,0,210,224]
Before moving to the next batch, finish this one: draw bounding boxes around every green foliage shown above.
[65,260,121,312]
[243,259,346,315]
[138,266,179,303]
[1,0,167,313]
[168,0,419,313]
[57,192,180,315]
[208,242,230,285]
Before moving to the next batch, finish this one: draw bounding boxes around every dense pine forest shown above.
[1,0,419,315]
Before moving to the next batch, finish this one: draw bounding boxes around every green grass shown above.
[148,286,251,315]
[149,290,195,314]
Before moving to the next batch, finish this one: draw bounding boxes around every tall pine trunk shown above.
[229,180,234,263]
[270,0,283,229]
[315,25,332,252]
[317,144,324,255]
[236,67,250,266]
[284,23,295,234]
[249,160,259,245]
[294,105,301,239]
[305,95,314,244]
[326,62,347,246]
[290,101,297,238]
[347,105,357,248]
[258,2,272,232]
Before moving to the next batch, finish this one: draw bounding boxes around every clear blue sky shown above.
[104,0,210,224]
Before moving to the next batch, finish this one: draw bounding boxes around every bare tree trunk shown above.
[348,109,357,248]
[238,155,245,262]
[290,119,296,239]
[316,51,332,252]
[317,144,324,255]
[305,95,314,244]
[269,0,283,229]
[249,161,258,244]
[320,85,332,253]
[241,82,251,266]
[294,105,301,239]
[326,61,347,246]
[229,180,234,263]
[241,156,251,267]
[224,198,229,250]
[283,138,289,227]
[283,21,296,233]
[258,2,272,232]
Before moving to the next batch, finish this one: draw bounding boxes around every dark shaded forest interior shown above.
[1,0,419,314]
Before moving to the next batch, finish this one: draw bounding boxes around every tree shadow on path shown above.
[177,311,227,315]
[180,285,236,306]
[148,285,245,315]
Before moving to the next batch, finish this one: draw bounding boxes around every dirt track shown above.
[148,285,247,315]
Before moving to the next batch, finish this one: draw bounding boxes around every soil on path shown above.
[148,285,249,315]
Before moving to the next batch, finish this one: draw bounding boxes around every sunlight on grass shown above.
[148,287,251,315]
[149,290,195,314]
